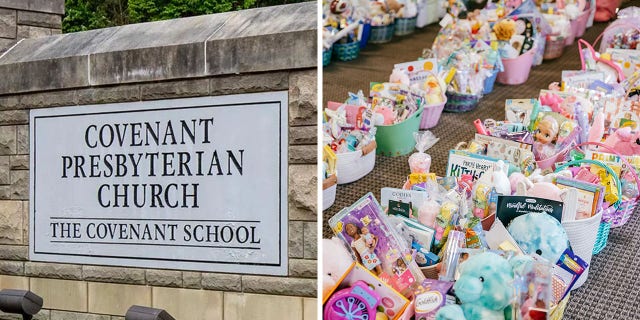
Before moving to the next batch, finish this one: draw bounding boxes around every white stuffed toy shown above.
[322,237,355,300]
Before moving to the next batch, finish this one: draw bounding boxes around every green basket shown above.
[394,16,417,36]
[369,24,395,44]
[593,221,611,254]
[323,47,332,66]
[374,107,423,157]
[333,41,360,61]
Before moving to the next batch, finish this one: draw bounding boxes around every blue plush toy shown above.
[435,252,515,320]
[507,212,570,264]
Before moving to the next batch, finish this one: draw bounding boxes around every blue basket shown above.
[483,69,499,94]
[333,41,360,61]
[394,17,417,36]
[323,47,332,66]
[369,24,394,44]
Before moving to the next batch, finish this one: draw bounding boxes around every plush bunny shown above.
[435,252,515,320]
[603,127,640,156]
[322,237,355,300]
[492,160,511,196]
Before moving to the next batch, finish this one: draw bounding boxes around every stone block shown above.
[0,57,88,95]
[201,273,241,292]
[16,125,27,154]
[289,70,317,126]
[182,271,201,289]
[303,222,317,260]
[9,170,27,200]
[289,165,317,221]
[289,259,316,278]
[289,221,303,259]
[0,274,28,289]
[289,126,316,145]
[0,9,16,39]
[19,91,78,109]
[0,245,27,260]
[206,30,316,75]
[304,298,317,320]
[82,266,146,285]
[21,200,27,244]
[25,262,83,280]
[208,72,289,96]
[77,85,140,105]
[0,111,28,126]
[0,186,8,200]
[145,269,182,287]
[17,10,61,28]
[140,78,209,101]
[0,156,8,184]
[0,126,16,155]
[27,0,65,14]
[30,278,88,312]
[152,287,223,320]
[289,145,316,164]
[0,201,22,244]
[90,44,206,86]
[224,292,303,320]
[9,155,27,170]
[88,282,151,316]
[0,38,17,53]
[0,309,49,320]
[241,276,316,297]
[0,260,23,275]
[0,96,19,111]
[17,25,51,39]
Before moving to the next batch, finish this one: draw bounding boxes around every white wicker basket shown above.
[322,174,337,211]
[336,141,377,185]
[561,210,602,289]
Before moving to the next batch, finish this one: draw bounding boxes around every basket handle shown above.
[593,20,640,52]
[573,141,640,200]
[361,140,377,156]
[578,39,625,82]
[554,158,623,211]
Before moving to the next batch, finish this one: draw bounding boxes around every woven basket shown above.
[420,265,439,279]
[322,174,337,211]
[394,16,417,36]
[333,41,360,61]
[369,23,395,43]
[444,91,481,113]
[336,141,377,184]
[543,35,565,60]
[562,210,603,289]
[593,221,611,254]
[323,47,332,66]
[549,294,570,320]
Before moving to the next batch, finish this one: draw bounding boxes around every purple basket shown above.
[444,91,481,113]
[419,100,446,129]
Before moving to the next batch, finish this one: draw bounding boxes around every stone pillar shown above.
[0,0,64,51]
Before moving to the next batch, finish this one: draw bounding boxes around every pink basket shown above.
[572,9,591,38]
[496,46,536,85]
[419,99,446,129]
[326,101,362,125]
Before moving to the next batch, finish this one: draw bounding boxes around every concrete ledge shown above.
[0,0,65,15]
[0,2,316,94]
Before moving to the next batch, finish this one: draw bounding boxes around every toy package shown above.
[329,193,426,296]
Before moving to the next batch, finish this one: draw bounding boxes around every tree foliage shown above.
[63,0,306,33]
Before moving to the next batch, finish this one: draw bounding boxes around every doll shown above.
[346,223,383,275]
[533,116,559,160]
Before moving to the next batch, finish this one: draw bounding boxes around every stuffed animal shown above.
[435,252,515,320]
[507,212,570,264]
[508,172,532,195]
[493,19,516,41]
[322,237,355,300]
[389,69,411,86]
[492,160,511,196]
[386,0,405,13]
[603,126,640,156]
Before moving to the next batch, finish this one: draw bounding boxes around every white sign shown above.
[29,92,288,275]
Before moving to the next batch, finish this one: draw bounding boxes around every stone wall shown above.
[0,0,64,51]
[0,3,317,320]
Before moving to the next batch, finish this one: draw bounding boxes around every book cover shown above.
[556,176,603,220]
[380,187,427,219]
[496,196,564,227]
[446,150,499,182]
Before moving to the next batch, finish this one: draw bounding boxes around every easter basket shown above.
[369,23,395,43]
[496,45,537,85]
[555,158,625,255]
[572,142,640,228]
[419,71,448,129]
[336,141,377,184]
[333,41,360,61]
[375,107,424,156]
[543,35,565,60]
[571,9,591,38]
[322,174,337,211]
[561,209,603,288]
[395,16,417,36]
[444,91,481,113]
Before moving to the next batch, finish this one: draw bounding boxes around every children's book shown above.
[496,196,564,227]
[387,214,435,254]
[446,150,500,182]
[329,193,425,296]
[380,187,427,219]
[555,176,604,220]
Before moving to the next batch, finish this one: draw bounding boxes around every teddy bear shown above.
[435,252,515,320]
[603,126,640,156]
[322,237,355,300]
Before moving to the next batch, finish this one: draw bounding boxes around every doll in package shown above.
[329,193,426,295]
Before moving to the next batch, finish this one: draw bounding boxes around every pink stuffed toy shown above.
[603,127,640,156]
